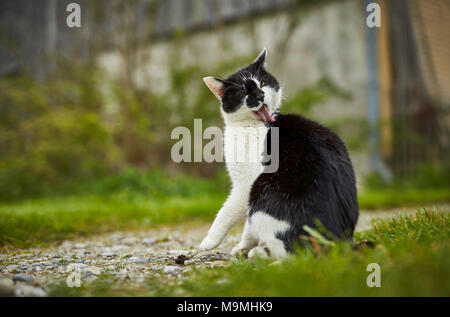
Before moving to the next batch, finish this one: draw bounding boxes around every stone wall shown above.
[99,0,371,184]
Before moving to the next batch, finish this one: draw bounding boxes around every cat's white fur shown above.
[200,50,287,258]
[234,212,289,259]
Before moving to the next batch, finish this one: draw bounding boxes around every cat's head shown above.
[203,49,282,124]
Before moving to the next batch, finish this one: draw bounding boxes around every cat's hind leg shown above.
[247,240,287,259]
[248,246,269,258]
[247,212,289,259]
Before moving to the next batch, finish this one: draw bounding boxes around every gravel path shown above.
[1,205,447,296]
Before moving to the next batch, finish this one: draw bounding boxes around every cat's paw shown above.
[199,236,220,250]
[230,245,250,256]
[248,246,269,259]
[248,241,287,259]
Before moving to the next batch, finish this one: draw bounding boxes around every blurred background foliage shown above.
[0,49,369,202]
[0,70,368,202]
[0,0,448,205]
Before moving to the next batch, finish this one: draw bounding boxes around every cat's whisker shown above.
[220,79,242,89]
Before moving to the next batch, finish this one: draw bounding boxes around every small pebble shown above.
[163,266,182,275]
[142,238,156,245]
[15,284,47,297]
[112,245,128,252]
[125,257,148,264]
[175,255,187,265]
[12,274,34,284]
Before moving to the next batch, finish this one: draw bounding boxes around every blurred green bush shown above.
[0,55,247,201]
[0,68,120,201]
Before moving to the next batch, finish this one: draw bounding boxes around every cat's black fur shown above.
[249,113,359,251]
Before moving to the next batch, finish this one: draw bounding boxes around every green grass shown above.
[49,210,450,297]
[0,167,448,248]
[0,169,230,248]
[0,184,448,248]
[0,193,225,249]
[358,187,449,210]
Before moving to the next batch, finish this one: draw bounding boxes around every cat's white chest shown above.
[223,122,267,187]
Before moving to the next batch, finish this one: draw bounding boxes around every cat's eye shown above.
[240,91,246,97]
[260,81,265,87]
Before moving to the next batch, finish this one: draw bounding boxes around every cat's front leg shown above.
[231,220,257,256]
[199,186,248,250]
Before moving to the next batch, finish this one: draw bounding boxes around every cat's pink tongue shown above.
[255,104,275,124]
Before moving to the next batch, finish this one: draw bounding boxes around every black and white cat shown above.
[201,49,359,258]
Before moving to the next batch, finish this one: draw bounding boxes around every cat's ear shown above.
[251,48,267,69]
[203,77,225,100]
